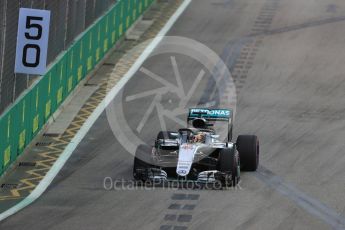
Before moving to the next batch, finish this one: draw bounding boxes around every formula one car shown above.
[133,108,259,187]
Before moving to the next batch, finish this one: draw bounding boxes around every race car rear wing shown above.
[187,108,234,141]
[187,108,233,122]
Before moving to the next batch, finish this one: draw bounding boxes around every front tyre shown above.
[133,144,153,181]
[218,148,239,187]
[236,135,259,171]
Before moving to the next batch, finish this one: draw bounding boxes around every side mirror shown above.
[228,125,233,142]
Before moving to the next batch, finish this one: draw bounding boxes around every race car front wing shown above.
[134,167,233,186]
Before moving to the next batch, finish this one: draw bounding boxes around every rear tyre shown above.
[218,148,239,187]
[236,135,259,171]
[133,144,153,181]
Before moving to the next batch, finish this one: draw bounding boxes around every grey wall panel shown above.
[45,0,59,63]
[0,0,19,112]
[65,0,72,46]
[66,0,86,47]
[85,0,96,28]
[13,0,32,99]
[95,0,105,19]
[76,0,86,34]
[56,0,68,50]
[0,1,4,78]
[31,0,44,9]
[20,0,31,7]
[0,0,5,111]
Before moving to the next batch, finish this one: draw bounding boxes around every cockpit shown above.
[178,128,214,144]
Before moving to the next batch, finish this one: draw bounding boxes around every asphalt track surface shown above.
[2,0,345,229]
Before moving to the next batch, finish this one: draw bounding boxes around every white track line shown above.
[0,0,192,222]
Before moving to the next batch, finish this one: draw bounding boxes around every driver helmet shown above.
[192,132,206,143]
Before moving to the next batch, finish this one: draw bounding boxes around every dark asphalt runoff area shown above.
[2,0,345,229]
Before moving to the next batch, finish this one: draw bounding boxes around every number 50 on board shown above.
[15,8,50,75]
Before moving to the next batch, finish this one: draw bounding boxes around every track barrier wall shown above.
[0,0,155,176]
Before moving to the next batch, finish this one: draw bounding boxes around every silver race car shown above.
[133,108,259,187]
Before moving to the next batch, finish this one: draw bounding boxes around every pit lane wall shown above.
[0,0,155,176]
